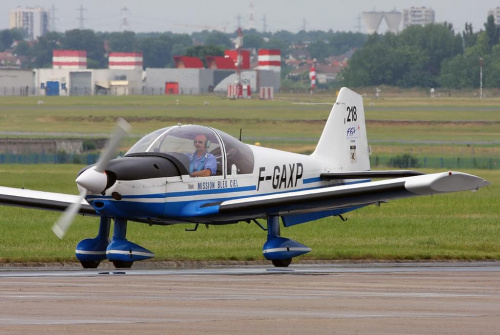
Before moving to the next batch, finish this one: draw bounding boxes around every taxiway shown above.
[1,262,499,334]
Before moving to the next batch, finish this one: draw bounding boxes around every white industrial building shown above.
[0,69,32,96]
[34,51,143,96]
[0,49,281,97]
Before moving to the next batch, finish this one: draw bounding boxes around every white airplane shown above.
[0,88,490,268]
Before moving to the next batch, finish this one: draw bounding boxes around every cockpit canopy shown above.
[126,125,254,176]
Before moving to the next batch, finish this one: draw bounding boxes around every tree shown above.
[139,35,172,68]
[307,39,330,61]
[62,29,106,68]
[484,45,500,87]
[484,15,499,51]
[31,31,63,68]
[328,32,366,55]
[263,37,289,54]
[398,24,462,77]
[341,24,463,88]
[438,52,479,88]
[185,45,224,66]
[0,29,25,51]
[107,31,137,52]
[205,31,232,49]
[243,34,265,50]
[463,23,477,49]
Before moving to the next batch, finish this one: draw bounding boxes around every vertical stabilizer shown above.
[311,87,370,171]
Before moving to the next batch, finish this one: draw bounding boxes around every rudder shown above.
[311,87,370,171]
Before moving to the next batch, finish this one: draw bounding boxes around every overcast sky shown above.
[2,0,500,34]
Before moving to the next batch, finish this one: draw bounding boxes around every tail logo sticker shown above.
[350,145,357,163]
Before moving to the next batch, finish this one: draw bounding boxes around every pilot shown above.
[189,134,217,177]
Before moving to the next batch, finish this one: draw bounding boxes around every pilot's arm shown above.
[191,169,212,177]
[191,154,217,177]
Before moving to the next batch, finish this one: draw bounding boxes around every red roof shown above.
[205,56,235,70]
[174,56,204,69]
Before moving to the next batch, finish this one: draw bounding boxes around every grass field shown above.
[0,93,498,162]
[0,92,498,263]
[0,166,496,263]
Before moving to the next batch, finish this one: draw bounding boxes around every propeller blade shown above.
[95,118,131,173]
[52,118,131,239]
[52,190,87,239]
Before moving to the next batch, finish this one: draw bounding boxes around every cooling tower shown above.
[384,11,402,33]
[362,11,384,34]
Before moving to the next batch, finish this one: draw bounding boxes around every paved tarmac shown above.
[0,262,499,334]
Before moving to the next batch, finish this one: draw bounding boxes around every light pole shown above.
[479,57,483,99]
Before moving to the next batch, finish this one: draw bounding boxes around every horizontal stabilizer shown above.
[321,170,425,180]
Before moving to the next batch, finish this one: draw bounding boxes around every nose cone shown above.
[76,167,108,194]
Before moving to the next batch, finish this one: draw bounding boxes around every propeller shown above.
[52,118,131,239]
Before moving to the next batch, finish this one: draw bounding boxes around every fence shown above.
[0,152,498,170]
[0,153,100,165]
[370,155,499,170]
[0,86,32,96]
[0,86,233,96]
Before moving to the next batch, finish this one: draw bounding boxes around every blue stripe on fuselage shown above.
[86,179,372,220]
[87,179,371,202]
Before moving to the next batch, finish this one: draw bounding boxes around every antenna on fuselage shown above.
[239,128,242,141]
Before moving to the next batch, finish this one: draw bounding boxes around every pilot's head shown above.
[194,134,208,152]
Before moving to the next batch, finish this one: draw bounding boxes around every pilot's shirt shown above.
[189,152,217,175]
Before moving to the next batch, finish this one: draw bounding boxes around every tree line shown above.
[340,16,500,89]
[2,27,365,71]
[1,16,498,89]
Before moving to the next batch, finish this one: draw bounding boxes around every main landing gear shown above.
[75,216,155,269]
[76,215,309,269]
[262,216,311,268]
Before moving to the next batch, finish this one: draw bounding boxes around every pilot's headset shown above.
[196,136,211,149]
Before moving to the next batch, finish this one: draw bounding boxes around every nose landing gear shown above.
[76,216,154,269]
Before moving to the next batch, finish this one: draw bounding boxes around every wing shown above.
[0,186,96,215]
[216,171,490,217]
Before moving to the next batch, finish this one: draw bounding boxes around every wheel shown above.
[272,258,292,268]
[112,260,133,269]
[80,261,100,269]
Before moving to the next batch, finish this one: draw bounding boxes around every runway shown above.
[1,262,499,334]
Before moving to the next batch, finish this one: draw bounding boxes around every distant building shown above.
[487,7,500,25]
[173,56,204,69]
[108,52,143,70]
[9,7,49,40]
[53,50,87,69]
[403,7,435,28]
[224,50,250,69]
[205,56,236,70]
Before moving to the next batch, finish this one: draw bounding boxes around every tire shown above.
[112,261,133,269]
[272,258,292,268]
[80,261,100,269]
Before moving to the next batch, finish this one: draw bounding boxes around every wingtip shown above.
[406,172,490,195]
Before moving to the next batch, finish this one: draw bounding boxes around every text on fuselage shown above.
[257,163,303,191]
[197,179,239,190]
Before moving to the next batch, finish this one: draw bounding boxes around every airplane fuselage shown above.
[85,144,341,225]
